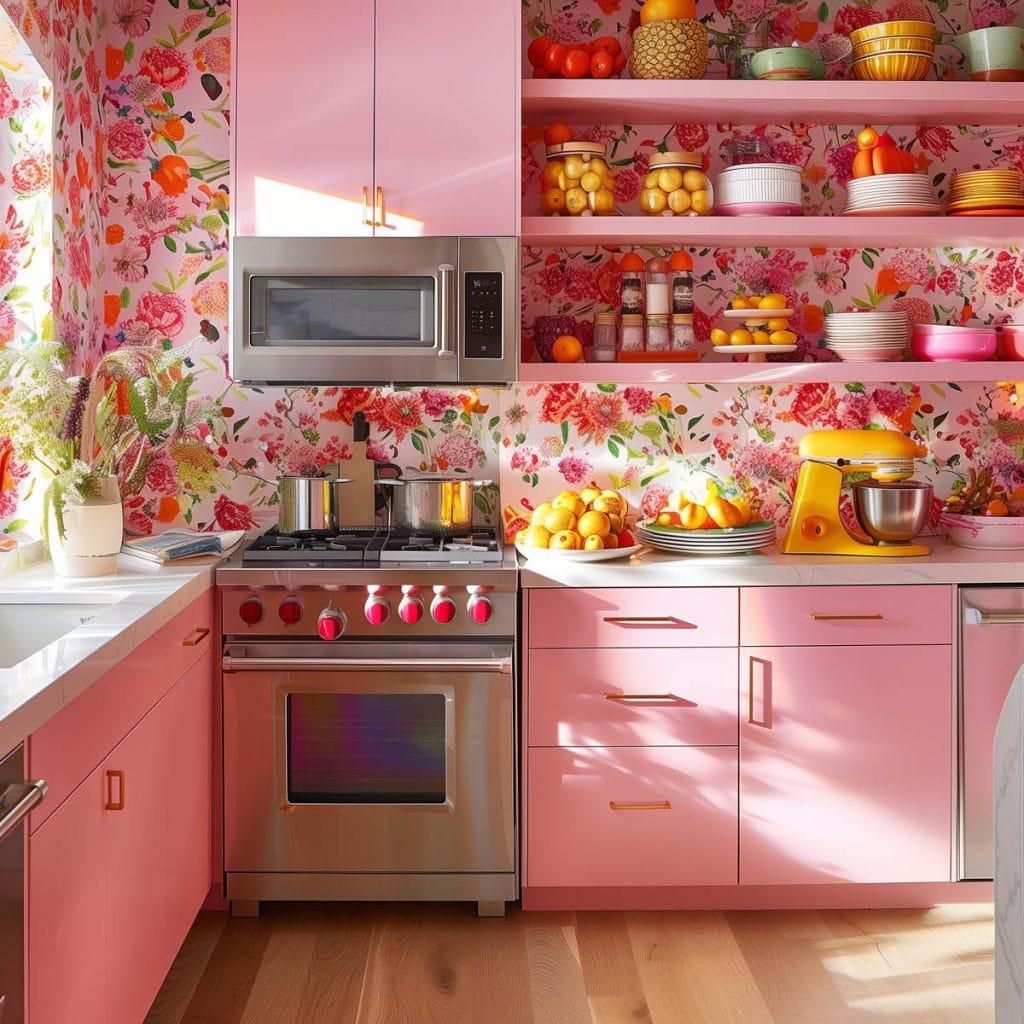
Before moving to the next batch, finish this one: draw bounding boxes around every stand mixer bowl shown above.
[853,480,933,544]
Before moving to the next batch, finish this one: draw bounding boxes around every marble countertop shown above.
[0,555,216,757]
[520,538,1024,589]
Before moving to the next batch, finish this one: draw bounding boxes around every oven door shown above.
[223,641,515,875]
[231,235,459,385]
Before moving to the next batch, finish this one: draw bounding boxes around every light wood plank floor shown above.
[144,903,995,1024]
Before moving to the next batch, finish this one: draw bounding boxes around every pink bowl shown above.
[1000,325,1024,359]
[910,326,997,361]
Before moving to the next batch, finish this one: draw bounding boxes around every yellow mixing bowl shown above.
[850,19,936,43]
[851,51,934,80]
[851,35,936,57]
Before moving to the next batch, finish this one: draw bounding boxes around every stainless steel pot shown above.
[383,475,491,535]
[277,476,353,535]
[853,480,933,544]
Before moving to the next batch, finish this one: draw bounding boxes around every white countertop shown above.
[0,555,215,757]
[519,538,1024,589]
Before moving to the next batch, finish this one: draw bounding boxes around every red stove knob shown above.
[364,596,390,626]
[431,595,457,624]
[238,596,265,626]
[398,597,423,625]
[278,596,304,625]
[467,595,493,625]
[317,606,347,641]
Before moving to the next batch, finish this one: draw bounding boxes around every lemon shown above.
[752,330,771,345]
[589,157,610,174]
[589,187,615,214]
[729,328,753,346]
[770,329,797,345]
[730,297,748,310]
[667,188,692,214]
[644,170,661,189]
[640,187,668,214]
[767,317,790,332]
[541,160,564,189]
[759,294,788,310]
[580,171,602,193]
[745,295,763,307]
[600,171,616,190]
[682,169,707,192]
[689,189,712,214]
[565,187,588,214]
[656,168,684,193]
[710,327,729,346]
[541,188,566,213]
[564,156,585,180]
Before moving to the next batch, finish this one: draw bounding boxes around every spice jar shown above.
[619,314,644,353]
[645,314,671,353]
[670,250,694,314]
[541,141,617,216]
[620,253,645,314]
[592,311,618,362]
[640,152,713,216]
[644,256,670,316]
[671,313,697,357]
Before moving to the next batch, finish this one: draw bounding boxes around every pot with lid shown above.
[380,474,491,535]
[277,476,354,536]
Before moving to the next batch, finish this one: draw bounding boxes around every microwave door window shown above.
[287,692,447,804]
[258,276,435,348]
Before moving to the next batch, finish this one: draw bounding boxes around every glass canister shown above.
[671,313,697,356]
[644,256,671,316]
[619,313,645,353]
[541,141,617,216]
[640,152,713,216]
[724,135,773,166]
[645,314,671,353]
[592,311,618,362]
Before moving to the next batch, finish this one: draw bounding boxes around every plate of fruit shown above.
[514,487,641,560]
[712,294,798,361]
[940,468,1024,549]
[638,487,776,554]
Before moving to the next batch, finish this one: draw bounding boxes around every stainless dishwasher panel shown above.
[960,586,1024,880]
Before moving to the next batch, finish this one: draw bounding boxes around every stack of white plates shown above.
[637,520,777,555]
[825,311,909,361]
[843,173,939,216]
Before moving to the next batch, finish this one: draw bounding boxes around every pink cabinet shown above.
[740,643,953,884]
[234,1,517,237]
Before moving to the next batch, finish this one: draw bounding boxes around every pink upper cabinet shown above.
[374,0,518,236]
[234,0,374,236]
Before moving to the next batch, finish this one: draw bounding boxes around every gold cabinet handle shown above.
[604,692,677,702]
[609,801,671,811]
[810,613,883,621]
[748,656,771,728]
[602,616,688,627]
[105,770,125,811]
[375,185,386,229]
[361,186,373,226]
[182,627,210,647]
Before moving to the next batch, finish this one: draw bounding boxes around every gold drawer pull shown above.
[361,186,372,226]
[182,627,210,647]
[602,616,689,626]
[810,613,883,621]
[609,801,671,811]
[105,770,125,811]
[604,692,677,703]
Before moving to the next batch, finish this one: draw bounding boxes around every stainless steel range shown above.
[216,526,518,918]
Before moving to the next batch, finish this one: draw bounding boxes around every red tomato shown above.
[527,34,551,69]
[612,52,628,76]
[591,35,622,57]
[531,66,551,79]
[561,47,590,79]
[590,50,614,78]
[543,42,567,76]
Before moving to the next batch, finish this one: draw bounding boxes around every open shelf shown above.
[522,79,1024,127]
[522,215,1022,248]
[519,360,1024,385]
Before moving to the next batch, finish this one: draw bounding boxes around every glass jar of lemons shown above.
[640,152,713,216]
[541,141,617,216]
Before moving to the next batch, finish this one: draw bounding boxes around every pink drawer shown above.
[528,588,738,649]
[740,585,952,647]
[528,647,737,747]
[527,745,738,887]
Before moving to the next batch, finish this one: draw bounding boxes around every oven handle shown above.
[222,654,512,674]
[437,264,456,359]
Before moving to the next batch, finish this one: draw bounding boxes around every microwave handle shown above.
[437,264,456,359]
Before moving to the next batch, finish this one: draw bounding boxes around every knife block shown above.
[335,441,376,528]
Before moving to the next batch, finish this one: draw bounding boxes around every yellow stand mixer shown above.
[781,429,931,558]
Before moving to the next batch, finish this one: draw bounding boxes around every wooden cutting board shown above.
[335,441,376,527]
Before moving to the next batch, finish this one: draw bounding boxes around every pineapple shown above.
[629,19,708,79]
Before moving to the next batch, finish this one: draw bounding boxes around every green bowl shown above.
[751,46,826,80]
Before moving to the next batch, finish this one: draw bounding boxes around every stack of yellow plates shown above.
[947,169,1024,216]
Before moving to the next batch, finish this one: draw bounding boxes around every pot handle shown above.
[471,479,494,488]
[374,462,403,481]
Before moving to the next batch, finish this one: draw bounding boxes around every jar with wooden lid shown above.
[640,151,713,216]
[619,313,644,353]
[592,311,618,362]
[645,314,671,353]
[671,313,698,358]
[541,141,617,216]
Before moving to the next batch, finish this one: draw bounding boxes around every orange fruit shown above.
[857,126,879,151]
[552,334,584,363]
[851,150,874,179]
[640,0,698,23]
[543,122,573,147]
[578,510,612,538]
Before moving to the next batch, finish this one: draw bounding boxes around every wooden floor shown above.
[144,902,995,1024]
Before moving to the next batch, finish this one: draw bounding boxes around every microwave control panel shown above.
[464,273,503,360]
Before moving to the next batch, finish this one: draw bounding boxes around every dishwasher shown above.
[960,586,1024,880]
[0,746,47,1024]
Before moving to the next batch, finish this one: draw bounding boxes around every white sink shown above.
[0,593,126,669]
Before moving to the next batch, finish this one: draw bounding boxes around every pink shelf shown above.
[522,79,1024,127]
[521,214,1023,248]
[519,360,1024,385]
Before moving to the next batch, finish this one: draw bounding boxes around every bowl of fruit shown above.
[940,468,1024,549]
[638,486,777,554]
[711,294,798,361]
[515,487,641,560]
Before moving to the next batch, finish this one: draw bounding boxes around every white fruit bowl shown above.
[515,543,643,562]
[941,513,1024,549]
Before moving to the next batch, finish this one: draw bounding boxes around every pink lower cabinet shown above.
[528,746,738,887]
[739,644,953,884]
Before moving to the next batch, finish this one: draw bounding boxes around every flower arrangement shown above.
[0,340,195,540]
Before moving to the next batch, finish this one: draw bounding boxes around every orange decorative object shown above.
[851,150,874,178]
[104,44,125,79]
[871,146,904,175]
[102,294,121,327]
[104,223,125,245]
[857,126,879,150]
[640,0,698,22]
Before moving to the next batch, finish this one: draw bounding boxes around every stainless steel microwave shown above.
[231,235,517,386]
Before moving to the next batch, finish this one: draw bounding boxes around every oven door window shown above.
[286,692,446,804]
[252,276,435,348]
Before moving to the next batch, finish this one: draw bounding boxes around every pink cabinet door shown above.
[161,652,213,962]
[374,0,518,236]
[28,766,106,1024]
[527,746,738,888]
[233,0,374,236]
[104,706,169,1024]
[529,647,738,747]
[740,644,953,885]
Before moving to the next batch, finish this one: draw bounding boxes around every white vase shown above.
[48,475,124,578]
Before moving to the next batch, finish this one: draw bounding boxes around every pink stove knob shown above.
[278,597,304,625]
[364,596,391,626]
[238,596,265,626]
[398,597,423,625]
[317,607,347,641]
[431,595,457,625]
[467,595,493,625]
